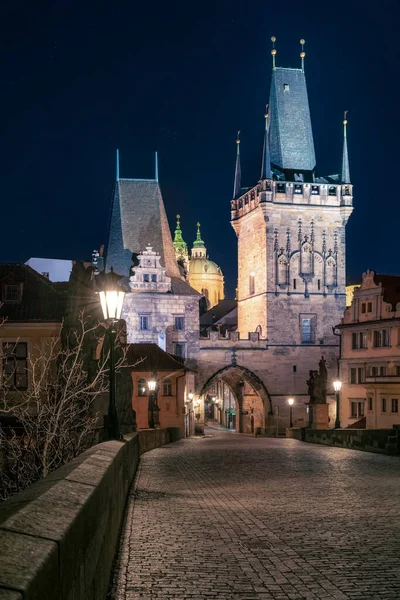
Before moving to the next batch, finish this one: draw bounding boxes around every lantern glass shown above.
[288,397,294,406]
[333,380,342,392]
[188,392,194,400]
[148,379,157,392]
[99,290,125,320]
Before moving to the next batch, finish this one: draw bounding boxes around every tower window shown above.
[283,84,289,91]
[175,316,185,331]
[151,274,157,282]
[139,315,149,330]
[143,274,149,282]
[249,273,255,295]
[301,317,315,344]
[293,279,297,290]
[317,279,321,290]
[293,365,297,373]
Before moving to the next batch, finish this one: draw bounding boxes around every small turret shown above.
[232,131,242,199]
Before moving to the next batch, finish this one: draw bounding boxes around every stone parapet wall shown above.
[287,427,400,455]
[0,428,180,600]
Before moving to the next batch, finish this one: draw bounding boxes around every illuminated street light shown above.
[288,397,295,428]
[333,380,342,428]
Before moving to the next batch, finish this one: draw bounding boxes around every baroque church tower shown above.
[231,39,353,348]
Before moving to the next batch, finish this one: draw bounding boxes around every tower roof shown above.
[341,113,351,184]
[269,67,316,175]
[193,222,205,249]
[105,178,180,279]
[173,214,188,255]
[232,132,242,198]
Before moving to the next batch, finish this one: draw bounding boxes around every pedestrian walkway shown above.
[110,430,400,600]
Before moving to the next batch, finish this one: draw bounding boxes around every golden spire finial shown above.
[236,130,240,144]
[343,110,348,125]
[271,36,277,69]
[197,221,201,229]
[300,39,306,71]
[177,213,180,220]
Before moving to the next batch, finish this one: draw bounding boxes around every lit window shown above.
[138,378,147,396]
[140,315,149,330]
[2,342,28,390]
[249,274,255,295]
[4,285,21,304]
[175,317,185,331]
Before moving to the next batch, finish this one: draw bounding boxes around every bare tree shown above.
[0,311,131,500]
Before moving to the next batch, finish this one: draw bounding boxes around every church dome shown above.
[189,258,222,276]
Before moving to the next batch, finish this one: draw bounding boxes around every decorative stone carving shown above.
[129,246,171,293]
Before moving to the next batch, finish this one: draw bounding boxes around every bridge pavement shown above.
[111,428,400,600]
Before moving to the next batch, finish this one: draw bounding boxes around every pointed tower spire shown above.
[341,111,351,183]
[261,105,272,180]
[116,149,120,181]
[154,151,159,182]
[233,131,241,199]
[271,36,277,69]
[173,214,188,262]
[300,39,306,71]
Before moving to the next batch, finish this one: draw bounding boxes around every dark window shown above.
[350,368,357,384]
[293,279,297,290]
[293,365,297,373]
[249,274,255,296]
[392,398,398,413]
[371,366,378,376]
[382,330,389,347]
[328,186,336,196]
[163,379,173,396]
[379,366,386,376]
[301,318,313,343]
[277,183,285,194]
[382,398,387,412]
[140,315,149,330]
[174,343,185,358]
[4,285,21,304]
[138,378,147,396]
[317,279,321,290]
[143,274,149,282]
[151,274,157,282]
[361,303,366,314]
[358,368,364,383]
[359,332,366,349]
[175,316,185,331]
[396,366,400,376]
[352,332,358,349]
[368,397,373,411]
[367,302,372,312]
[2,342,28,390]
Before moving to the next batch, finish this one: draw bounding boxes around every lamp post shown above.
[148,374,158,429]
[99,269,125,441]
[333,380,342,428]
[288,397,294,428]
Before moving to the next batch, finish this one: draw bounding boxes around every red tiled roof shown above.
[126,343,187,372]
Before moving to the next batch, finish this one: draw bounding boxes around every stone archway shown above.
[198,365,272,433]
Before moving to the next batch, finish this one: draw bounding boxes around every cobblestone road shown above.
[111,427,400,600]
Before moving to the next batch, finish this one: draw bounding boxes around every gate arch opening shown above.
[199,365,272,434]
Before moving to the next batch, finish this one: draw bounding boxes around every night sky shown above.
[1,0,399,297]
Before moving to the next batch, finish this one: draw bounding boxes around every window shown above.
[293,279,297,290]
[352,333,357,349]
[350,368,357,384]
[367,302,372,313]
[249,274,255,295]
[174,316,185,331]
[151,274,157,282]
[396,366,400,376]
[301,318,313,343]
[361,303,366,314]
[379,366,386,376]
[382,398,387,413]
[373,329,389,347]
[138,378,147,396]
[2,342,28,390]
[358,367,364,383]
[352,331,366,349]
[283,83,289,91]
[392,398,398,413]
[4,285,21,304]
[317,279,321,291]
[140,315,149,330]
[163,379,173,396]
[143,274,149,282]
[174,343,185,358]
[368,397,373,411]
[293,365,297,373]
[350,401,364,419]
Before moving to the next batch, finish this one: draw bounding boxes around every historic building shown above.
[173,218,225,309]
[103,152,200,370]
[337,270,400,429]
[196,40,354,432]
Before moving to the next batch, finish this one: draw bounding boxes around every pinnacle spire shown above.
[261,105,272,180]
[341,111,351,184]
[233,131,242,199]
[173,214,188,258]
[193,222,205,248]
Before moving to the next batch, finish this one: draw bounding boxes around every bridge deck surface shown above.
[111,427,400,599]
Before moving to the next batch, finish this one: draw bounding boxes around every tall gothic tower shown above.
[231,40,353,349]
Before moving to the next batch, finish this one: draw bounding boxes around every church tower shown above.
[188,223,225,308]
[231,39,353,349]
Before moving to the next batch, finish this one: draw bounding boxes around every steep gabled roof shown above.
[126,343,187,372]
[105,179,181,279]
[0,263,67,322]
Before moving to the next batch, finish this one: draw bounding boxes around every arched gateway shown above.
[199,365,272,433]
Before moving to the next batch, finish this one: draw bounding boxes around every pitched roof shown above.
[269,67,316,174]
[126,343,187,372]
[105,179,181,279]
[0,263,67,322]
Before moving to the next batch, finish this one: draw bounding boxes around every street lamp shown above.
[288,397,294,428]
[333,380,342,428]
[99,268,125,441]
[147,373,160,429]
[188,392,194,402]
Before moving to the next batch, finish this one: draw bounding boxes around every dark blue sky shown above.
[1,0,399,296]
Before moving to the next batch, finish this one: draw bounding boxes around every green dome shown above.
[189,258,223,276]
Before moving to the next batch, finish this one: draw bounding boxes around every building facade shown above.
[337,269,400,429]
[196,43,354,431]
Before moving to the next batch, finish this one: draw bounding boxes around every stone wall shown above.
[287,426,400,455]
[0,428,180,600]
